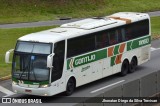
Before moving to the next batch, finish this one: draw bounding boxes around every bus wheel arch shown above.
[129,56,138,73]
[120,59,129,76]
[65,76,76,96]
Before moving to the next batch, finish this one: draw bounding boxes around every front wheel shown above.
[65,78,75,96]
[120,60,129,76]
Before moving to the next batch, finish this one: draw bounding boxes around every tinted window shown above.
[122,19,149,41]
[108,29,118,45]
[52,40,65,82]
[67,34,95,58]
[16,41,51,54]
[95,32,109,49]
[117,28,123,42]
[67,19,149,58]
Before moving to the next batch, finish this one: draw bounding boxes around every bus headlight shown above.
[39,84,50,88]
[12,81,18,85]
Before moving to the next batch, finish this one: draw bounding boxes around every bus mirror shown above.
[47,53,55,68]
[5,49,14,63]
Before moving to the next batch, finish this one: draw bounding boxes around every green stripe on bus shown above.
[127,41,132,51]
[111,56,116,66]
[23,80,49,85]
[67,59,71,70]
[12,77,49,85]
[131,36,151,49]
[12,77,18,82]
[127,36,151,51]
[67,49,107,69]
[67,35,151,69]
[114,45,120,55]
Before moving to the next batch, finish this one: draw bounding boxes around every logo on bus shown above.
[75,54,96,66]
[139,38,149,46]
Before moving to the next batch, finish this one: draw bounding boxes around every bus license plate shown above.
[25,89,32,93]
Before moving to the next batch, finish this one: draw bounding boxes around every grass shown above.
[151,17,160,38]
[0,0,160,24]
[0,16,160,78]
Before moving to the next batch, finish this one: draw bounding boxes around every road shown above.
[0,11,160,29]
[0,39,160,106]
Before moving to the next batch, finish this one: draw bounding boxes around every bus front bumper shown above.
[12,84,52,96]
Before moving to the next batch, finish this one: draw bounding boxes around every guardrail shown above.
[75,70,160,106]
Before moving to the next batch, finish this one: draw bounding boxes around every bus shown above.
[5,12,151,96]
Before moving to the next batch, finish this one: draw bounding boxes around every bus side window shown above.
[102,33,109,47]
[117,29,123,43]
[80,35,95,54]
[121,28,126,41]
[52,40,65,82]
[109,30,118,45]
[95,32,109,49]
[125,27,132,40]
[67,34,95,58]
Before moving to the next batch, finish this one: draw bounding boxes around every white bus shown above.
[5,12,151,96]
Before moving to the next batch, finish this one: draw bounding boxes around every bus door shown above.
[51,40,65,92]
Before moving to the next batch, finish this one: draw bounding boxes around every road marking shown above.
[150,47,160,52]
[3,94,15,97]
[90,80,125,93]
[150,47,157,51]
[0,86,15,96]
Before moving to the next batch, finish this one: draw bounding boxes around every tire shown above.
[120,60,129,76]
[65,78,75,96]
[129,57,137,73]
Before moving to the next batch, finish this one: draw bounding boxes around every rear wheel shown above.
[120,60,129,76]
[65,78,75,96]
[129,57,137,73]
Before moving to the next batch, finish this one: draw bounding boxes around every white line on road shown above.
[0,86,15,96]
[150,47,157,51]
[90,80,125,93]
[150,47,160,52]
[3,94,15,97]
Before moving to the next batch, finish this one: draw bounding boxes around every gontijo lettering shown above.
[75,54,96,66]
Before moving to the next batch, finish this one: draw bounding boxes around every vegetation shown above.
[151,17,160,38]
[0,0,160,24]
[0,17,160,78]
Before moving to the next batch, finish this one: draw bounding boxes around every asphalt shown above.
[0,18,83,29]
[0,11,160,29]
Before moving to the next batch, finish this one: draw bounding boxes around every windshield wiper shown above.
[30,59,37,81]
[19,56,29,80]
[19,65,28,80]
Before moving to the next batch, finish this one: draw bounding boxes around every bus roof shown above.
[19,12,150,43]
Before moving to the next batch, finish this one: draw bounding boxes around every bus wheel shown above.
[120,60,129,76]
[129,57,137,73]
[65,78,75,96]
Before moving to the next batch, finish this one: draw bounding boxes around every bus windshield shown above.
[12,41,52,82]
